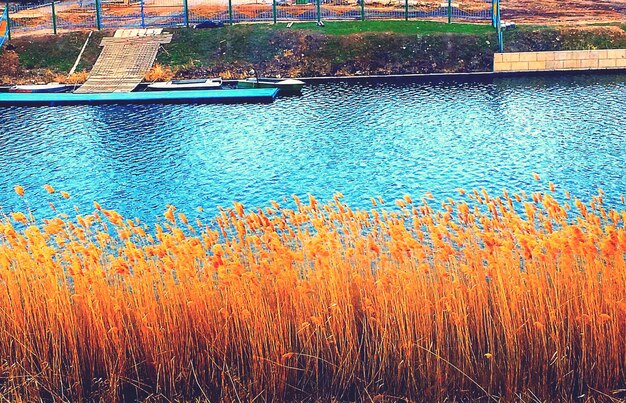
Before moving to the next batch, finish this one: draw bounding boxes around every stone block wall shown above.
[494,50,626,72]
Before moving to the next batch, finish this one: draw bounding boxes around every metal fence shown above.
[4,0,495,35]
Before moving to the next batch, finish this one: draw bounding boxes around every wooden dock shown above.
[75,29,172,94]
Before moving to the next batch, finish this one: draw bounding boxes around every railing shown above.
[5,0,494,35]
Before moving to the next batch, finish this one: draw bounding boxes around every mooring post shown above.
[404,0,408,21]
[447,0,451,23]
[51,1,57,35]
[5,1,10,40]
[95,0,102,30]
[272,0,277,24]
[183,0,189,28]
[140,0,145,28]
[228,0,233,25]
[316,0,321,24]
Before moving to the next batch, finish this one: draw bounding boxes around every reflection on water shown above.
[0,74,625,223]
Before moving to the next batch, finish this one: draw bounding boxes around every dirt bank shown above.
[2,23,626,84]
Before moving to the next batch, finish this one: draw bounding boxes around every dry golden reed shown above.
[144,64,175,82]
[0,184,624,401]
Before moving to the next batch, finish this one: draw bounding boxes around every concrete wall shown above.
[494,50,626,72]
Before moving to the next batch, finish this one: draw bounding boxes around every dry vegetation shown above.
[144,63,175,81]
[0,180,624,401]
[501,0,626,24]
[0,50,20,81]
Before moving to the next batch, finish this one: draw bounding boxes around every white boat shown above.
[147,78,223,91]
[9,83,70,93]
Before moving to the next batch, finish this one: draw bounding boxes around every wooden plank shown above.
[75,34,173,94]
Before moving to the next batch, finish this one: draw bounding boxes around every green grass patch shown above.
[158,21,494,68]
[280,20,494,35]
[11,31,105,73]
[161,25,277,67]
[583,22,623,27]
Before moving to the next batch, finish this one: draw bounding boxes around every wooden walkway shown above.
[75,29,172,94]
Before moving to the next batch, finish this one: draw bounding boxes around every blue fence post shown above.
[183,0,189,27]
[5,1,10,40]
[95,0,102,30]
[497,0,503,52]
[51,1,57,34]
[140,0,145,28]
[359,0,364,21]
[315,0,320,24]
[272,0,277,24]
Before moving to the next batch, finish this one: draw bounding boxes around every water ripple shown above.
[0,74,625,223]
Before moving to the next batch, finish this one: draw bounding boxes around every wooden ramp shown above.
[75,29,172,94]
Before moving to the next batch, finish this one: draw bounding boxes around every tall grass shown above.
[0,183,624,401]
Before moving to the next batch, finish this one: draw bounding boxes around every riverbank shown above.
[2,21,626,84]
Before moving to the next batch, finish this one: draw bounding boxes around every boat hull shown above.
[237,79,304,93]
[0,88,279,106]
[147,79,223,91]
[9,84,70,93]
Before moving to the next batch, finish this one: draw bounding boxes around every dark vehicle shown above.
[195,20,225,29]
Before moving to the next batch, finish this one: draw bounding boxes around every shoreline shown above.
[2,22,626,85]
[282,68,626,83]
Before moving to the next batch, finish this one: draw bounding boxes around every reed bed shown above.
[0,183,624,401]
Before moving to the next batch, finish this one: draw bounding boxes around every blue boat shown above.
[0,88,279,106]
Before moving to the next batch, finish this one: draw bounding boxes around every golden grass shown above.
[144,63,175,82]
[0,183,624,401]
[53,71,89,84]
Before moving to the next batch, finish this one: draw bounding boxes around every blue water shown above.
[1,74,625,224]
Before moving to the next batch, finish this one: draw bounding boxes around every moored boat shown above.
[9,83,70,93]
[236,78,304,94]
[147,78,223,91]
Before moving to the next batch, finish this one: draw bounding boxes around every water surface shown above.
[1,74,625,223]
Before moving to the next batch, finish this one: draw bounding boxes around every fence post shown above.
[360,0,364,21]
[447,0,451,23]
[140,0,145,28]
[228,0,233,25]
[51,1,57,34]
[497,0,502,52]
[272,0,276,24]
[315,0,320,24]
[95,0,101,30]
[183,0,189,27]
[404,0,407,21]
[5,1,10,40]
